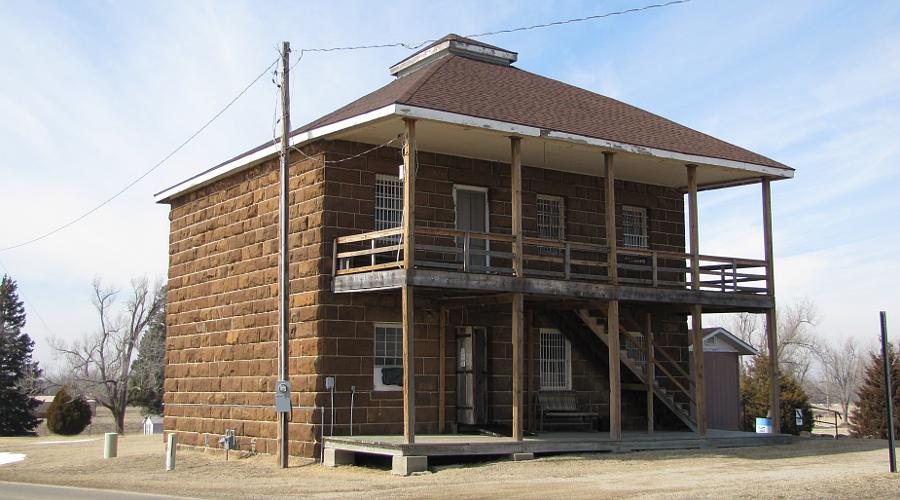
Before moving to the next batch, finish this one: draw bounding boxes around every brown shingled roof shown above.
[294,54,788,170]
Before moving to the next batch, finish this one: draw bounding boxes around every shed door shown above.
[455,187,489,270]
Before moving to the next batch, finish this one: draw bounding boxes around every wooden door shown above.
[455,187,489,271]
[456,326,489,425]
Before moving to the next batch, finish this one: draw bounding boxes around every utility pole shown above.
[277,40,291,469]
[881,311,896,473]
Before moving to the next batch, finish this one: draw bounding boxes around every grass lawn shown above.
[1,424,898,499]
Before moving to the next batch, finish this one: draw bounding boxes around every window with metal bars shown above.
[540,329,571,390]
[537,194,564,255]
[375,174,403,243]
[374,323,402,390]
[622,205,648,248]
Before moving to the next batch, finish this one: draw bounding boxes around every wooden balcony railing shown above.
[332,228,769,295]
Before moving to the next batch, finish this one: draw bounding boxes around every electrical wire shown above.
[0,59,279,253]
[0,259,56,337]
[1,0,692,253]
[289,0,693,65]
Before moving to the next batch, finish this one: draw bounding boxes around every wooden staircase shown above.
[573,309,697,431]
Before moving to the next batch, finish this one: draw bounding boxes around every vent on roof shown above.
[389,34,517,78]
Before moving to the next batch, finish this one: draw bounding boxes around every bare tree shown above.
[52,277,164,433]
[716,299,821,386]
[821,337,864,421]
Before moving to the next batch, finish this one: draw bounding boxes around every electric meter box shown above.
[275,380,292,413]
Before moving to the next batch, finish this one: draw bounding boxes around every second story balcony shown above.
[331,224,773,312]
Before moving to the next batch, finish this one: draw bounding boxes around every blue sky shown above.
[1,0,898,367]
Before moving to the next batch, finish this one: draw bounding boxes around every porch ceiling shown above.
[327,112,790,191]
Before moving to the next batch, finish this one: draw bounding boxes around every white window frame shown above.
[453,184,491,268]
[622,205,649,249]
[375,174,403,243]
[539,328,572,391]
[373,322,403,391]
[536,194,565,254]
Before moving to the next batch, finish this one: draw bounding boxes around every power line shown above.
[0,259,56,338]
[1,0,692,252]
[289,0,693,64]
[0,59,279,253]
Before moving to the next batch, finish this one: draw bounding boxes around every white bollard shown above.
[166,433,176,471]
[104,432,118,459]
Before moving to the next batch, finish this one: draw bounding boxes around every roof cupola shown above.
[389,33,517,78]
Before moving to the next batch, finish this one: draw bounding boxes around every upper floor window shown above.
[537,195,564,255]
[622,205,648,249]
[375,174,403,242]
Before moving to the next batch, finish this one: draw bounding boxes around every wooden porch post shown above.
[686,164,700,292]
[402,118,417,444]
[604,152,617,285]
[691,304,707,436]
[644,311,655,433]
[438,306,448,434]
[608,300,621,440]
[526,309,535,432]
[762,177,780,433]
[686,164,707,436]
[512,293,524,441]
[511,136,525,441]
[511,137,523,277]
[604,151,621,440]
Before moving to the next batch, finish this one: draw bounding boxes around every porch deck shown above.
[324,429,792,459]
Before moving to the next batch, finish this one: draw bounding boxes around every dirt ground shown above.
[1,433,898,499]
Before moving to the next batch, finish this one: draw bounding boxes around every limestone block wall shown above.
[164,151,326,458]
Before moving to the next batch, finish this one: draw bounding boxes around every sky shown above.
[1,0,898,369]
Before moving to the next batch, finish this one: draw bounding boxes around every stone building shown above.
[155,35,793,471]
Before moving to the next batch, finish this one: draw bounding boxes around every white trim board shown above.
[155,103,793,203]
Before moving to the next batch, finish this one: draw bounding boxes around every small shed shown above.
[689,327,759,431]
[143,416,163,435]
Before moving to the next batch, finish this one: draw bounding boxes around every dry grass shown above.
[34,405,146,436]
[1,433,898,499]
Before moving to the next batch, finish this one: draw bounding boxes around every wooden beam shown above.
[691,304,707,436]
[439,294,514,306]
[687,164,700,292]
[402,118,417,445]
[604,152,618,285]
[403,118,416,270]
[645,311,655,433]
[608,299,622,440]
[402,285,415,444]
[511,137,523,277]
[762,177,780,433]
[511,293,525,441]
[438,306,448,434]
[526,309,535,433]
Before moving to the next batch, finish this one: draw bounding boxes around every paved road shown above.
[0,481,195,500]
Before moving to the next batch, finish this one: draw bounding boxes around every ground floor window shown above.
[374,323,402,391]
[540,328,571,390]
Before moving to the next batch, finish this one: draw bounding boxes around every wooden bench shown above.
[536,392,597,431]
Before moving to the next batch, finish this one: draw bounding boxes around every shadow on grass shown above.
[539,437,891,463]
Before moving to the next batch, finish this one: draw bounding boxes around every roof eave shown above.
[153,104,399,203]
[155,103,793,203]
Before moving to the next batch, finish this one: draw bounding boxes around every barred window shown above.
[622,205,648,249]
[540,329,571,390]
[375,174,403,242]
[374,323,402,390]
[537,195,564,255]
[537,195,565,241]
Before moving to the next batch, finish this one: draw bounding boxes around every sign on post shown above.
[795,408,803,427]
